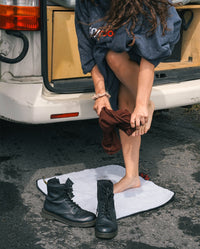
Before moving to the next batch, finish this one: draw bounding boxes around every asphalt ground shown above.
[0,106,200,249]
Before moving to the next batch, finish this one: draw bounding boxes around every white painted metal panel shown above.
[0,76,199,124]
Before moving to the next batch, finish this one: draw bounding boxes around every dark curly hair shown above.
[88,0,174,45]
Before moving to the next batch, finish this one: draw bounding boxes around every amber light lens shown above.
[0,5,40,30]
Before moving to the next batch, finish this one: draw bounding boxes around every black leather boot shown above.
[95,180,118,239]
[41,178,96,227]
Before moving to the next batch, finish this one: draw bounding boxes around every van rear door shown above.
[41,1,94,94]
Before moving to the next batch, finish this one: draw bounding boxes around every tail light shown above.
[0,0,40,30]
[50,112,79,119]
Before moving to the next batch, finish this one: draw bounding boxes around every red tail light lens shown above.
[0,1,40,30]
[50,112,79,119]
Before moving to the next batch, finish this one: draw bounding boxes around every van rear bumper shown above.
[0,78,96,124]
[152,79,200,110]
[0,77,200,124]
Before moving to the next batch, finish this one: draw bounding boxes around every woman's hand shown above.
[130,104,148,130]
[93,96,112,116]
[130,101,155,136]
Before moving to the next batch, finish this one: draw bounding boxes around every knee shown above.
[106,51,130,73]
[106,51,118,69]
[106,51,128,71]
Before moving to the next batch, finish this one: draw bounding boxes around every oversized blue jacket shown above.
[75,0,182,109]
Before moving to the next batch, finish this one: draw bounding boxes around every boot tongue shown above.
[65,178,74,187]
[64,178,74,199]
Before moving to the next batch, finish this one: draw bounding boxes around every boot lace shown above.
[63,179,82,211]
[98,187,114,219]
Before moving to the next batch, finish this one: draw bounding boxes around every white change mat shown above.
[36,165,174,219]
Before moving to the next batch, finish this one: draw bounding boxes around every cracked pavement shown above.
[0,106,200,249]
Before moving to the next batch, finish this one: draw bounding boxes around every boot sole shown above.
[95,229,118,239]
[41,208,96,228]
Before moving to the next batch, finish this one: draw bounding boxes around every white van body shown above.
[0,2,200,124]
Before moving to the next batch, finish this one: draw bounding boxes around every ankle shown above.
[125,174,140,180]
[113,175,141,194]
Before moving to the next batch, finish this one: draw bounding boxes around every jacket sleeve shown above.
[132,5,182,67]
[75,0,96,74]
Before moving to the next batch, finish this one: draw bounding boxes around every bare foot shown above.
[132,100,155,136]
[113,175,141,194]
[144,100,155,134]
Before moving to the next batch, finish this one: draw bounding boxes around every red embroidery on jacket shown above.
[99,30,114,37]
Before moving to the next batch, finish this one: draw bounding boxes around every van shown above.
[0,0,200,124]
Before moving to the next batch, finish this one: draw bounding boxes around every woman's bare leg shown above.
[106,51,154,136]
[106,51,154,193]
[114,84,141,193]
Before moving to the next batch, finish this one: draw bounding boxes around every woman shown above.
[75,0,181,193]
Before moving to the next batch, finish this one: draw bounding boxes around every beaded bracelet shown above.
[92,91,111,100]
